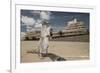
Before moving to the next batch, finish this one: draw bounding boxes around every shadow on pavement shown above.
[27,50,66,61]
[46,53,66,61]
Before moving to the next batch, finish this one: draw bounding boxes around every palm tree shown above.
[50,28,53,37]
[58,30,63,37]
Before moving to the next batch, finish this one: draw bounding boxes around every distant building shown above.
[61,19,87,36]
[21,19,88,40]
[21,32,26,40]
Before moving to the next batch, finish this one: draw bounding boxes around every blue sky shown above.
[21,10,89,32]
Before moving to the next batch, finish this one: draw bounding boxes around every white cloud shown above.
[40,11,51,21]
[34,19,42,28]
[21,11,52,32]
[25,19,42,32]
[21,16,36,25]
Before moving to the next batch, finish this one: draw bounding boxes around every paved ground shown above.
[21,41,89,63]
